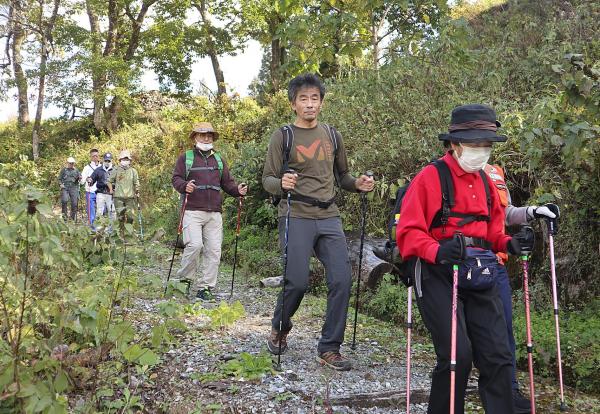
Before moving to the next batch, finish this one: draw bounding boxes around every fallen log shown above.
[347,236,396,290]
[260,276,283,288]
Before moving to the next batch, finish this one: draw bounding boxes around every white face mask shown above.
[455,144,492,173]
[196,142,213,152]
[120,160,131,168]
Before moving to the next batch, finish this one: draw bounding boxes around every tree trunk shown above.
[209,51,226,95]
[196,0,226,96]
[86,0,104,130]
[32,0,60,161]
[270,37,281,91]
[107,97,121,132]
[11,0,29,127]
[268,14,286,91]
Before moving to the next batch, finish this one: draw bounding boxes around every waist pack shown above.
[457,247,499,290]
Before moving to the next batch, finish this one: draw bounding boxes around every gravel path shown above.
[133,257,434,413]
[130,246,600,413]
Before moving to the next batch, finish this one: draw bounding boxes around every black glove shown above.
[508,226,535,255]
[436,237,466,265]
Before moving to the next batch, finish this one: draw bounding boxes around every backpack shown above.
[272,123,340,207]
[380,159,491,286]
[185,149,223,180]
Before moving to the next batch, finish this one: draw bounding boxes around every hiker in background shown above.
[171,122,248,301]
[396,104,533,414]
[108,150,140,235]
[58,157,81,221]
[262,73,374,371]
[80,148,100,228]
[89,152,116,232]
[485,162,560,414]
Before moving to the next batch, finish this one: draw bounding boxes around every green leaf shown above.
[54,371,69,393]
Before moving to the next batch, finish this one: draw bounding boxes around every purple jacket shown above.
[172,149,240,212]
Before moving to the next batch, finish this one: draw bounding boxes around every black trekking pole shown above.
[276,170,294,371]
[164,192,189,296]
[351,171,373,350]
[229,194,244,299]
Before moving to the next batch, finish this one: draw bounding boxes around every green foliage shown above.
[220,352,274,380]
[363,274,424,334]
[0,159,177,412]
[202,301,246,330]
[513,298,600,393]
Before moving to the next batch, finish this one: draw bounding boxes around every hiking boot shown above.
[317,351,352,371]
[513,388,532,414]
[266,328,289,355]
[196,288,215,302]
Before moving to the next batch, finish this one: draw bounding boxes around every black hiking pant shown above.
[416,262,514,414]
[271,217,352,354]
[61,186,79,221]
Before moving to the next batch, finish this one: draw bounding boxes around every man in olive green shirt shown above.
[108,150,140,231]
[262,73,374,371]
[58,156,81,221]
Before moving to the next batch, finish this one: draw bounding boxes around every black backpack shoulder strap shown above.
[433,159,454,226]
[280,124,294,176]
[478,169,491,219]
[323,123,339,156]
[322,123,341,186]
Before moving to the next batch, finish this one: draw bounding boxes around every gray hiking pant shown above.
[61,186,79,221]
[271,216,352,354]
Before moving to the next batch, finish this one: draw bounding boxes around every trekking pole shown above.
[351,170,374,350]
[164,191,190,296]
[136,196,144,240]
[449,232,465,414]
[520,225,536,414]
[276,172,294,371]
[86,190,92,226]
[406,285,413,414]
[546,215,567,411]
[229,194,244,299]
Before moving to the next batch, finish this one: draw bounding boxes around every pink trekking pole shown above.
[406,285,413,414]
[546,214,567,411]
[520,226,536,414]
[449,232,465,414]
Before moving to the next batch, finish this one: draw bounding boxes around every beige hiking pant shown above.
[176,210,223,291]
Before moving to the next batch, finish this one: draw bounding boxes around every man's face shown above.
[90,152,99,163]
[68,162,75,168]
[104,159,111,167]
[291,87,322,122]
[195,132,214,144]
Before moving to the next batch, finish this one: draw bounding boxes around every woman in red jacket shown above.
[396,104,532,414]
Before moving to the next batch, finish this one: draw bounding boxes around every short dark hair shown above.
[90,148,99,154]
[287,73,325,102]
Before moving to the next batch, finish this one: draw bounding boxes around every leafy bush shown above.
[513,298,600,393]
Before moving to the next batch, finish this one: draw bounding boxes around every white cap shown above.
[67,157,76,163]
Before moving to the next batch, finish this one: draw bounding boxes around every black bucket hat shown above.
[438,104,507,143]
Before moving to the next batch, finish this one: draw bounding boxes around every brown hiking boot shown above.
[317,351,352,371]
[266,328,289,355]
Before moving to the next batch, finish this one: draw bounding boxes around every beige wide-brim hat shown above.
[66,157,76,163]
[119,149,132,160]
[189,122,219,141]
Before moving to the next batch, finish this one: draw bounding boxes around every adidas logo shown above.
[482,268,491,275]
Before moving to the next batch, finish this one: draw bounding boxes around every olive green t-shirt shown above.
[262,123,358,218]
